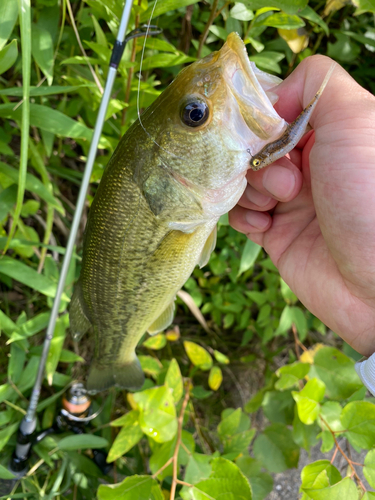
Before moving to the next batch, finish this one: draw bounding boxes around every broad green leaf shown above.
[0,422,19,452]
[0,162,63,213]
[259,12,305,29]
[184,341,212,370]
[327,33,360,63]
[107,412,143,462]
[184,453,212,485]
[302,477,358,499]
[98,475,164,500]
[165,358,183,403]
[236,458,273,500]
[301,460,341,489]
[150,430,195,481]
[58,349,84,363]
[293,409,319,452]
[280,278,298,304]
[66,450,102,477]
[140,0,200,22]
[0,0,18,51]
[57,434,108,451]
[46,314,68,385]
[292,378,326,425]
[319,402,344,433]
[238,240,262,276]
[0,40,18,75]
[262,390,295,425]
[134,386,177,443]
[364,450,375,489]
[138,355,162,378]
[341,401,375,449]
[134,53,195,72]
[208,366,223,391]
[310,347,362,400]
[142,333,167,350]
[230,3,254,20]
[276,362,310,390]
[0,257,58,298]
[209,25,229,41]
[299,6,329,35]
[353,0,375,14]
[182,458,252,500]
[31,24,54,85]
[214,350,229,365]
[250,51,285,73]
[243,0,308,14]
[253,423,299,472]
[0,464,15,479]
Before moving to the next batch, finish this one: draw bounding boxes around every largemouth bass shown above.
[70,33,304,393]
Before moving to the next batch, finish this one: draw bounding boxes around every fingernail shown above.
[245,185,272,207]
[263,166,295,200]
[245,211,270,230]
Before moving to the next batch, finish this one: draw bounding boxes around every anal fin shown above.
[198,225,217,268]
[147,300,175,335]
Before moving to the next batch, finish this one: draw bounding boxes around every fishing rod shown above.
[10,0,162,475]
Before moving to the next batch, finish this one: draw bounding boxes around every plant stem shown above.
[197,0,219,58]
[320,416,366,491]
[170,388,190,500]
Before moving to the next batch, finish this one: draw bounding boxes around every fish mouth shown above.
[219,33,286,144]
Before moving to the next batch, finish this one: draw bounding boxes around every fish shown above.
[70,32,305,394]
[249,62,335,170]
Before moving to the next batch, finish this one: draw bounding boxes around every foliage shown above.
[0,0,374,499]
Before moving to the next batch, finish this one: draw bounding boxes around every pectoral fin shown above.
[198,225,217,268]
[147,300,175,335]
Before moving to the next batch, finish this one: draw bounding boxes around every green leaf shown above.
[45,314,68,385]
[140,0,200,22]
[0,39,18,75]
[142,333,167,350]
[0,103,93,142]
[259,12,305,29]
[319,402,344,433]
[276,362,310,390]
[302,477,358,499]
[184,453,212,485]
[253,423,299,472]
[208,366,223,391]
[138,355,162,378]
[0,256,59,298]
[0,0,18,51]
[301,460,341,489]
[165,358,183,403]
[299,6,329,36]
[310,347,362,400]
[213,350,230,365]
[293,408,319,452]
[262,390,295,425]
[327,33,360,63]
[0,422,19,452]
[98,475,164,500]
[364,450,375,488]
[243,0,308,14]
[0,162,63,213]
[8,343,26,384]
[238,240,262,276]
[134,386,177,443]
[292,378,326,425]
[0,464,15,479]
[182,458,252,500]
[230,3,254,21]
[107,412,143,462]
[353,0,375,14]
[280,278,298,304]
[184,341,213,370]
[31,24,54,85]
[0,84,95,96]
[57,434,108,451]
[341,401,375,449]
[236,458,273,500]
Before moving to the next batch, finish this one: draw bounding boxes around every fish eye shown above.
[181,101,209,128]
[252,158,261,167]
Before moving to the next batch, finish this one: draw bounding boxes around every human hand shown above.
[229,55,375,356]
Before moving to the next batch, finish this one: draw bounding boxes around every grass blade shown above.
[4,0,31,252]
